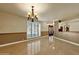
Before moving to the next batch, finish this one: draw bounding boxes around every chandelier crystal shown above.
[27,6,38,22]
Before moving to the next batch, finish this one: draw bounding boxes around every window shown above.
[27,21,41,38]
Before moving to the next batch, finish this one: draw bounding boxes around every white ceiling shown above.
[0,3,79,21]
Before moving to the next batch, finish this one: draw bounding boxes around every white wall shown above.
[64,18,79,31]
[69,21,79,31]
[0,12,53,33]
[0,12,26,33]
[41,22,48,31]
[40,21,53,31]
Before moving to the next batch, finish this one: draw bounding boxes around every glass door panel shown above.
[27,21,32,38]
[27,21,41,38]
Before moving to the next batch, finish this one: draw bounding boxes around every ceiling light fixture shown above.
[27,6,38,22]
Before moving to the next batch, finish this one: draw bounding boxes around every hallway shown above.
[0,3,79,55]
[0,36,79,55]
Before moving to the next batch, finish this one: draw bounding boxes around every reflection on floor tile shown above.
[27,40,40,55]
[0,36,79,55]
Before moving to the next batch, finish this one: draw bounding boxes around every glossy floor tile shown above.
[55,32,79,43]
[0,36,79,55]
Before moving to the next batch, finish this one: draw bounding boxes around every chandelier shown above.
[27,6,38,22]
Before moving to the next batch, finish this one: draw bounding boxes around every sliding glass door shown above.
[27,21,41,38]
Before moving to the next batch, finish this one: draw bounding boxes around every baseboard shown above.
[0,32,26,35]
[0,32,26,45]
[41,31,48,36]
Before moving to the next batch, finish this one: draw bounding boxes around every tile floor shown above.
[0,36,79,55]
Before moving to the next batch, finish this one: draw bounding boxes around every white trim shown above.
[0,40,27,47]
[54,36,79,47]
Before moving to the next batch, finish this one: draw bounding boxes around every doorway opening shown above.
[27,21,41,38]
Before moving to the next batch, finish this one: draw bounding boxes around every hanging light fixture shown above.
[27,6,38,22]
